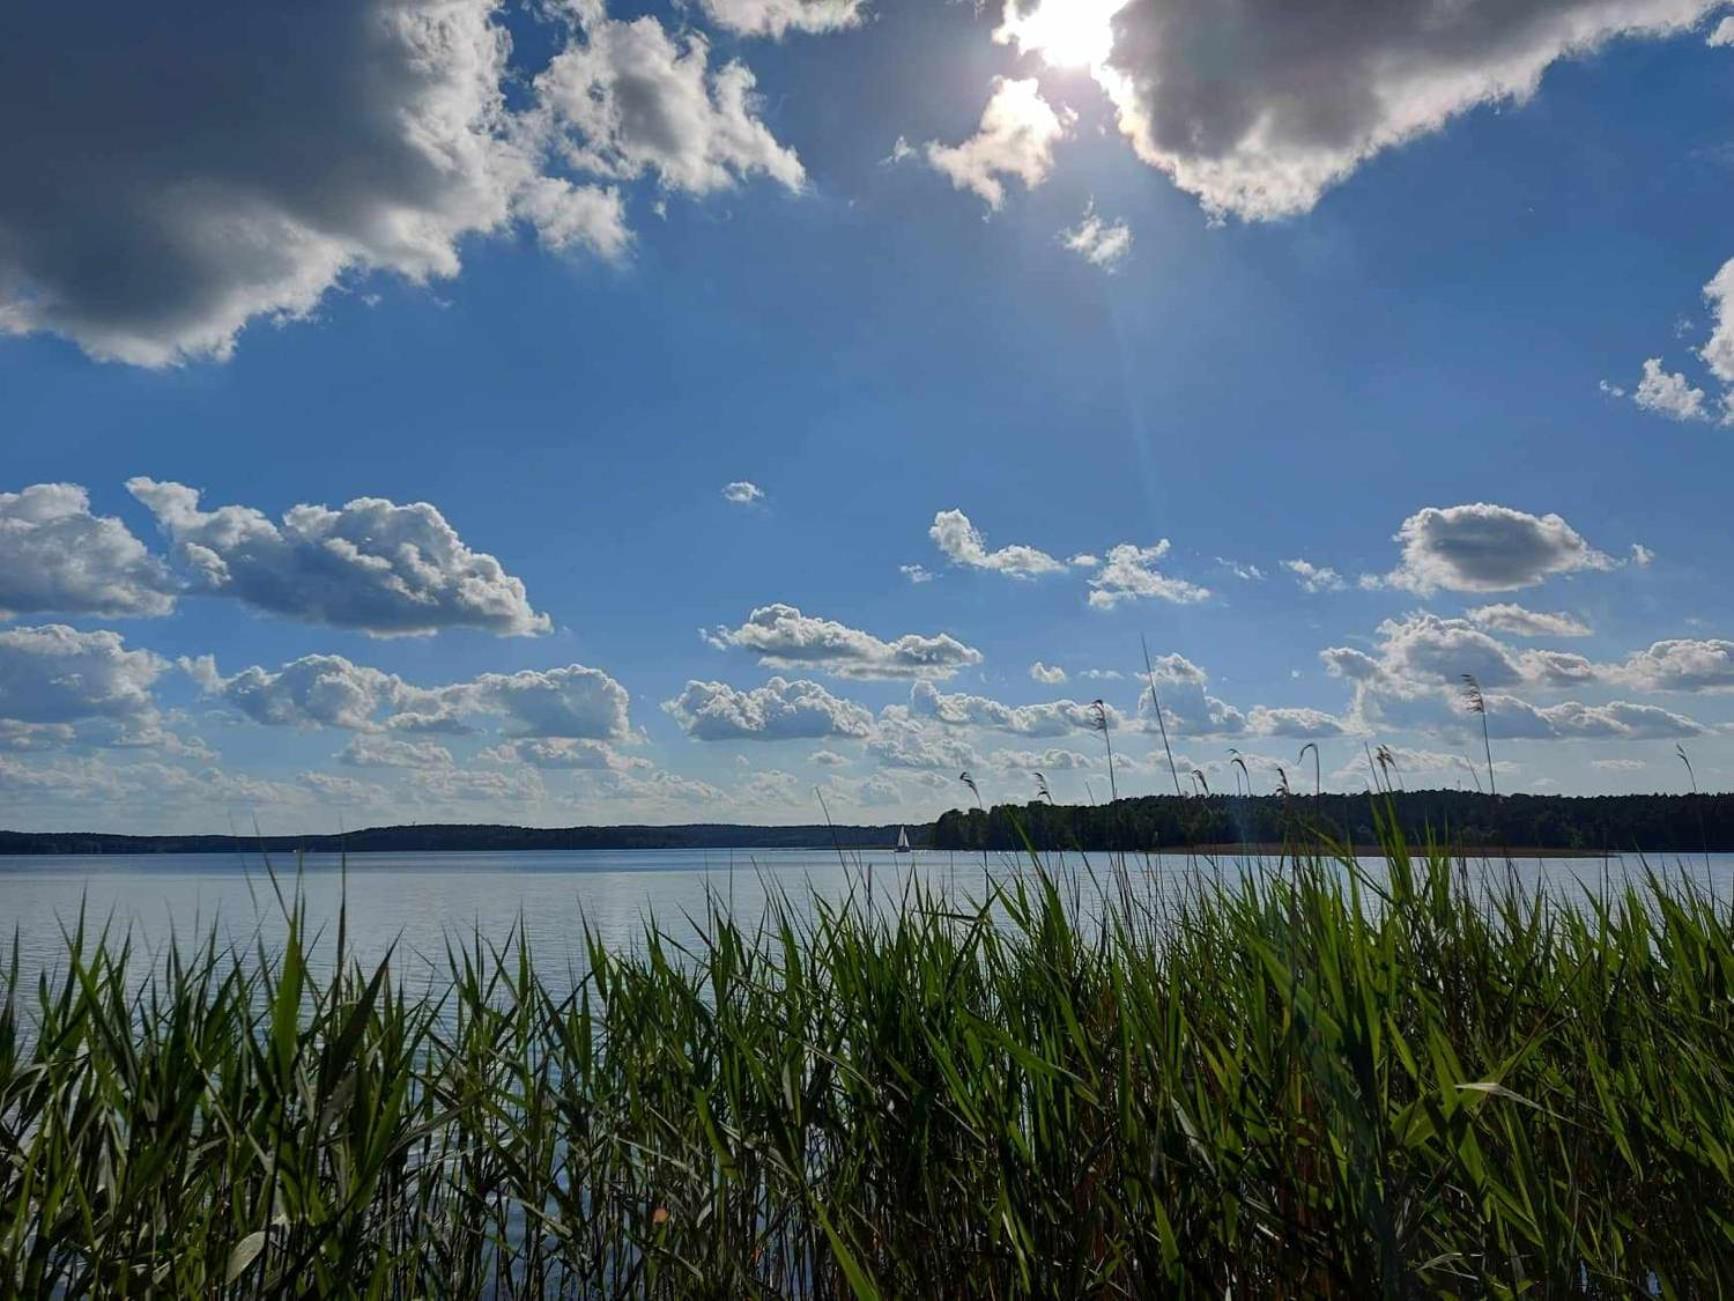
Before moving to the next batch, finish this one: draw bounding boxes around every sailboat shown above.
[895,826,912,854]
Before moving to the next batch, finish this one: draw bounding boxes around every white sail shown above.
[896,826,911,852]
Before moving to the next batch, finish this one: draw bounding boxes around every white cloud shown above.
[1097,0,1720,221]
[1631,543,1656,567]
[1700,256,1734,385]
[696,0,866,37]
[0,625,167,729]
[900,564,937,584]
[1245,705,1346,738]
[663,676,874,740]
[989,747,1097,772]
[1321,613,1719,742]
[1068,553,1101,569]
[471,665,634,738]
[1087,541,1210,608]
[705,603,983,679]
[127,479,548,637]
[0,0,637,366]
[1218,558,1266,581]
[1029,661,1068,685]
[1610,639,1734,692]
[1633,357,1708,420]
[534,10,804,197]
[338,735,454,769]
[1487,696,1706,741]
[1466,603,1592,638]
[1592,757,1648,771]
[582,767,725,805]
[190,653,632,739]
[925,78,1072,210]
[723,480,766,505]
[1283,557,1346,593]
[0,484,175,618]
[866,713,981,770]
[908,681,1122,738]
[809,748,849,767]
[929,509,1065,578]
[408,765,547,806]
[1060,204,1133,269]
[479,737,646,770]
[1377,503,1613,594]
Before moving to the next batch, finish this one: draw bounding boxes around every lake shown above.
[4,847,1731,991]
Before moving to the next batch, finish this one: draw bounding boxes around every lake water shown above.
[3,847,1730,993]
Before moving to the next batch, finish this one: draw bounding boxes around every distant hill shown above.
[933,790,1734,855]
[4,790,1733,856]
[0,822,930,856]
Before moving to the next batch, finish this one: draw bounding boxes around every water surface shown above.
[3,847,1728,991]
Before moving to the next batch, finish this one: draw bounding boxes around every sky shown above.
[2,0,1734,833]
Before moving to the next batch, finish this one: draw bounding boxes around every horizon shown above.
[3,0,1734,834]
[5,785,1731,844]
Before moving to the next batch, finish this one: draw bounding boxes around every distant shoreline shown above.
[0,822,930,856]
[5,789,1733,857]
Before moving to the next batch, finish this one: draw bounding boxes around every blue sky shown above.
[2,0,1733,831]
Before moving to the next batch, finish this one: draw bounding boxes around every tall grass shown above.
[3,814,1732,1297]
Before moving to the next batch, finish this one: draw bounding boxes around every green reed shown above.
[3,809,1732,1297]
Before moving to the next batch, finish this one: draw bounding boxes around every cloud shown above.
[1087,541,1210,608]
[1245,706,1346,738]
[909,681,1122,738]
[471,665,634,738]
[338,735,454,769]
[1633,357,1709,420]
[1029,661,1068,685]
[723,480,766,505]
[190,653,632,738]
[929,509,1065,578]
[1610,639,1734,692]
[866,713,981,770]
[187,654,422,731]
[663,676,874,740]
[696,0,866,37]
[0,484,176,619]
[705,603,983,679]
[900,564,937,584]
[0,625,167,729]
[1097,0,1720,221]
[1060,204,1133,269]
[0,0,643,366]
[989,747,1097,772]
[127,479,548,637]
[1218,558,1266,581]
[1487,696,1706,741]
[1377,503,1613,594]
[1283,557,1346,593]
[409,765,547,805]
[1466,603,1592,638]
[809,748,849,767]
[1322,613,1718,741]
[582,767,725,805]
[534,9,804,197]
[479,737,646,770]
[1699,257,1734,386]
[925,78,1072,210]
[1592,757,1649,771]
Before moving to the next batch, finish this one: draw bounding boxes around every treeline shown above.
[0,821,924,856]
[931,790,1734,855]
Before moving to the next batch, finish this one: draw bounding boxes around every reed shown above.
[3,810,1731,1297]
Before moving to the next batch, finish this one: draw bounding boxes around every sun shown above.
[994,0,1129,72]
